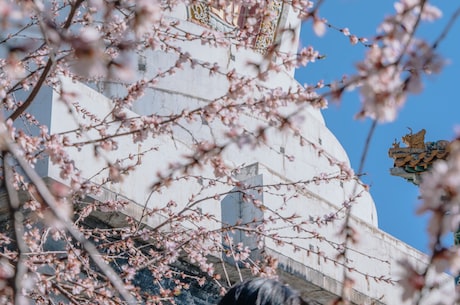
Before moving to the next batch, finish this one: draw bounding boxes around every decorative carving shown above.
[189,3,210,25]
[254,0,283,53]
[388,129,451,184]
[401,128,426,149]
[187,0,283,53]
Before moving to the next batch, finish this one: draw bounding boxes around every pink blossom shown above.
[419,141,460,244]
[297,46,320,66]
[349,35,358,45]
[421,3,442,21]
[342,27,350,36]
[398,259,425,301]
[357,48,406,122]
[71,27,108,78]
[313,18,326,37]
[133,0,162,38]
[432,247,460,275]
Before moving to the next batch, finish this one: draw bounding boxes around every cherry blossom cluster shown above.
[355,0,443,122]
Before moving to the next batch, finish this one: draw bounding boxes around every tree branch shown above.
[7,0,83,122]
[3,152,29,305]
[0,126,138,305]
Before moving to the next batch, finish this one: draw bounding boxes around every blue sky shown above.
[295,1,460,253]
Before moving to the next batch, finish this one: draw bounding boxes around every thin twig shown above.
[3,152,30,305]
[432,6,460,49]
[339,119,377,303]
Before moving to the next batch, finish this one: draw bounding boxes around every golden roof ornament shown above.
[388,129,450,185]
[401,128,426,149]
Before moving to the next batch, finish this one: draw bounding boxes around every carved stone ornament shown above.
[254,0,283,52]
[187,0,283,53]
[189,2,210,25]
